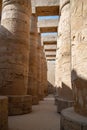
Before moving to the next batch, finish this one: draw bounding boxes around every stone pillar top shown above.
[2,0,31,8]
[60,0,70,10]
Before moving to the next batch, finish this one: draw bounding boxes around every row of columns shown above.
[0,0,48,129]
[55,0,87,129]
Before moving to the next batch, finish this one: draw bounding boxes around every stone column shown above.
[43,56,48,96]
[71,0,87,117]
[0,96,8,130]
[42,50,48,97]
[38,45,44,100]
[56,0,73,112]
[0,0,32,115]
[36,33,42,100]
[60,1,87,130]
[56,38,62,96]
[28,14,39,105]
[40,46,45,100]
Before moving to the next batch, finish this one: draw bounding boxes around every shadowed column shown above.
[0,0,32,115]
[28,14,39,105]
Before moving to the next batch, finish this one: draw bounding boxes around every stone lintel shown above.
[46,55,56,57]
[44,45,57,50]
[31,0,59,15]
[38,19,58,33]
[42,34,57,44]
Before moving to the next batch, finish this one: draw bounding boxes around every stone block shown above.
[0,96,8,130]
[8,95,32,116]
[60,107,87,130]
[32,96,39,105]
[56,98,73,113]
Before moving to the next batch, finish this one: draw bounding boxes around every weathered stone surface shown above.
[44,45,57,50]
[71,0,87,116]
[0,0,2,19]
[60,0,70,10]
[47,61,55,92]
[0,96,8,130]
[28,14,39,105]
[39,47,48,99]
[55,0,73,102]
[31,0,59,15]
[36,34,44,100]
[42,34,57,44]
[8,95,32,116]
[60,107,87,130]
[57,98,73,113]
[38,19,58,33]
[0,0,31,95]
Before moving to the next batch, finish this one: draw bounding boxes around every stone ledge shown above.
[8,95,32,116]
[56,97,73,113]
[0,96,8,130]
[60,107,87,130]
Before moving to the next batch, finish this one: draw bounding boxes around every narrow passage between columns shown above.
[9,95,60,130]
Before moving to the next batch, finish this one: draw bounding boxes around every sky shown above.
[38,16,59,20]
[38,16,59,36]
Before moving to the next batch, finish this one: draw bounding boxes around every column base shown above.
[32,96,39,105]
[38,94,44,101]
[8,95,32,116]
[54,95,59,105]
[61,107,87,130]
[56,97,73,113]
[0,96,8,130]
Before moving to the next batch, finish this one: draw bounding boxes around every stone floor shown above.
[9,95,60,130]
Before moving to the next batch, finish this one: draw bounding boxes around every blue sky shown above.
[41,32,57,36]
[38,16,59,20]
[38,16,59,36]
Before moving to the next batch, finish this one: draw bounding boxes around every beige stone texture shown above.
[0,0,31,95]
[47,61,55,87]
[38,19,58,33]
[71,0,87,116]
[42,34,57,44]
[55,0,73,101]
[44,45,57,50]
[0,96,8,130]
[31,0,59,16]
[60,0,70,10]
[60,107,87,130]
